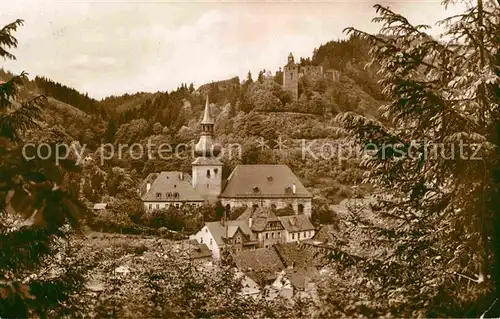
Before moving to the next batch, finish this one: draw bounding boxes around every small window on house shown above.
[271,204,276,210]
[285,186,292,194]
[166,192,172,198]
[174,184,177,188]
[205,228,208,233]
[156,204,159,209]
[210,238,213,245]
[267,176,273,182]
[156,192,161,199]
[278,232,281,238]
[298,232,301,239]
[200,237,203,243]
[214,168,218,175]
[207,170,211,178]
[253,186,260,193]
[298,204,304,214]
[292,233,295,240]
[207,184,209,188]
[265,233,268,239]
[174,192,179,198]
[148,204,152,210]
[272,232,275,239]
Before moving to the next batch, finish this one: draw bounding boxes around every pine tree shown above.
[332,1,499,316]
[0,20,88,317]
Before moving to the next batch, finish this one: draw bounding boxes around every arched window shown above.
[206,169,211,178]
[298,204,304,214]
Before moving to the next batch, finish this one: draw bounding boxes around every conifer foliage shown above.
[0,20,88,317]
[333,1,499,316]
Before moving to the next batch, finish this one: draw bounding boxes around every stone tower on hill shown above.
[282,52,327,100]
[191,95,223,201]
[282,52,299,100]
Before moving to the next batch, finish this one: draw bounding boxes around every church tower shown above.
[192,96,223,201]
[283,52,299,100]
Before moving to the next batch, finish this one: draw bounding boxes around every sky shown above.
[0,0,466,99]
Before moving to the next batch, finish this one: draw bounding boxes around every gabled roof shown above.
[184,240,212,260]
[311,224,346,244]
[273,242,327,268]
[205,219,257,246]
[278,215,316,232]
[220,165,312,199]
[141,172,204,202]
[236,206,280,232]
[233,248,285,283]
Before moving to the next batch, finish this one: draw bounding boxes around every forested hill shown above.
[0,34,383,204]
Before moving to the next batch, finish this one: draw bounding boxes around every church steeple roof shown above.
[201,95,214,125]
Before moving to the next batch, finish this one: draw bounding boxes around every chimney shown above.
[146,182,151,193]
[292,183,296,194]
[249,217,253,228]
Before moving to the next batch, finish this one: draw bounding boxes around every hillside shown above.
[1,35,382,205]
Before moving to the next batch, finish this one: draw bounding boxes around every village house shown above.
[141,171,205,210]
[191,206,316,259]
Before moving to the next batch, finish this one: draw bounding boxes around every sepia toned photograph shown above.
[0,0,499,317]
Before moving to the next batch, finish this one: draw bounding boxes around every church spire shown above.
[201,95,214,125]
[194,95,219,157]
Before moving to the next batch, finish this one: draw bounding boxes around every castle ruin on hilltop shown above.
[282,52,340,100]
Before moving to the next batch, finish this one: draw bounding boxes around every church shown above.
[140,96,313,216]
